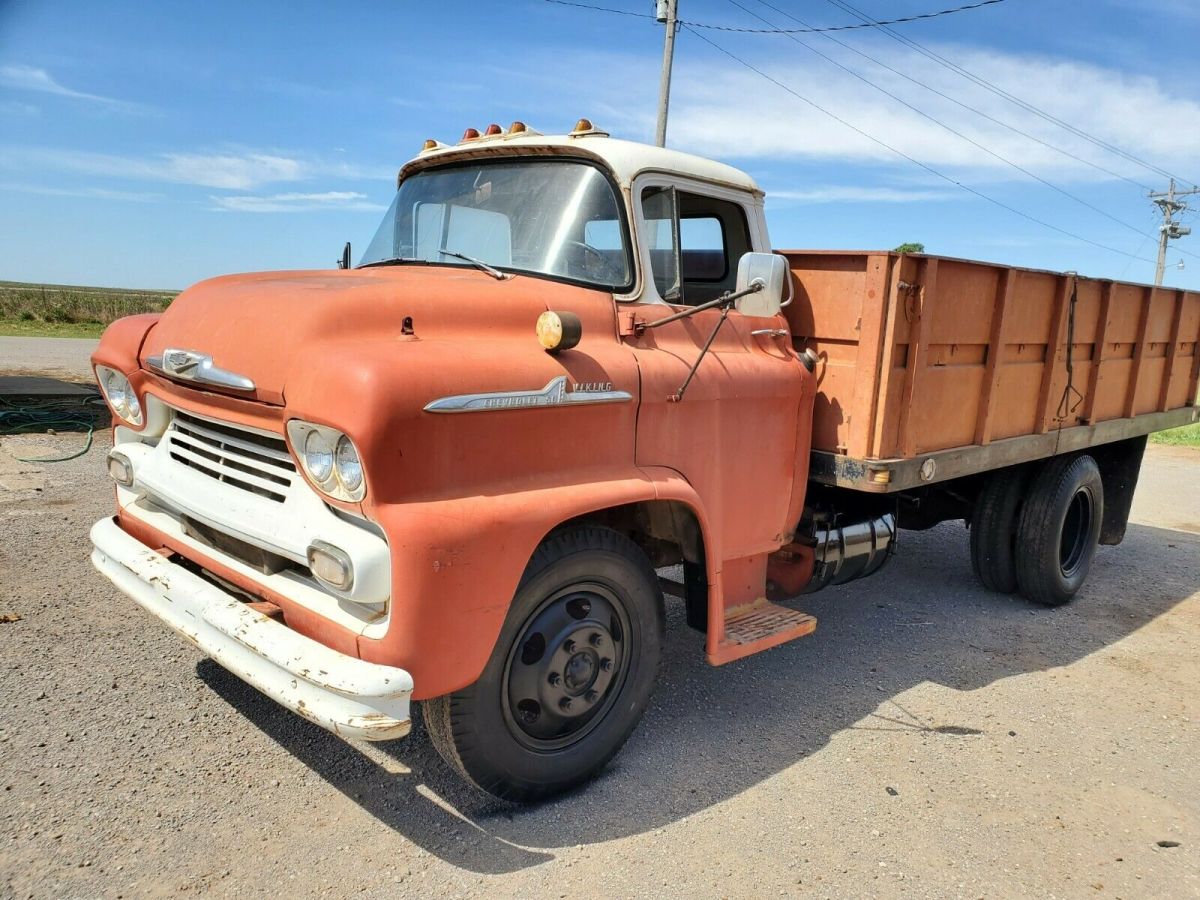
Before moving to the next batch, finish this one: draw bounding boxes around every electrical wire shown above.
[821,0,1199,189]
[751,0,1153,193]
[726,0,1160,247]
[0,393,105,462]
[541,0,1008,34]
[682,25,1159,265]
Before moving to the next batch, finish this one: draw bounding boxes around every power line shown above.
[821,0,1199,188]
[724,0,1160,245]
[681,25,1158,265]
[750,0,1153,193]
[542,0,1008,34]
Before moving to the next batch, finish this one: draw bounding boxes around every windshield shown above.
[358,159,633,290]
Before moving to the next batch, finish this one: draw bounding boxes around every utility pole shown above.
[1150,178,1198,285]
[655,0,678,147]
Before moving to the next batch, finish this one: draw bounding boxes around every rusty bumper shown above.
[89,517,413,741]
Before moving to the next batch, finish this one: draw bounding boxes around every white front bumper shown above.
[90,517,413,741]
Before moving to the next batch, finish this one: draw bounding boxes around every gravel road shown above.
[0,336,99,382]
[1,434,1197,898]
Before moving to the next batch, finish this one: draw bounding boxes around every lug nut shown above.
[600,658,613,672]
[589,633,602,646]
[548,672,561,686]
[563,639,576,653]
[584,690,598,703]
[559,697,573,711]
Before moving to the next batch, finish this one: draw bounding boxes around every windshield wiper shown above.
[437,248,509,280]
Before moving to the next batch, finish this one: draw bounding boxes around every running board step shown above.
[709,599,817,666]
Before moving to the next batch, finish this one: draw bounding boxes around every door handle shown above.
[750,328,790,338]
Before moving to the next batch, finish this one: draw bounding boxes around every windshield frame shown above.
[357,155,637,295]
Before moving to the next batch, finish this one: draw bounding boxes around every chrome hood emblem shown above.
[146,348,256,392]
[424,376,631,413]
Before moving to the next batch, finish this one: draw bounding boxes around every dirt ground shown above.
[1,433,1197,899]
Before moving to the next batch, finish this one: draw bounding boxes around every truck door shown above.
[622,180,810,564]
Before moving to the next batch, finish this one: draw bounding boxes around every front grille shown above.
[166,411,296,503]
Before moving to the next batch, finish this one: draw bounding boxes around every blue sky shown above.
[1,0,1198,290]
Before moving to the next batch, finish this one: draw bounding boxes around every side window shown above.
[680,217,725,281]
[640,186,753,305]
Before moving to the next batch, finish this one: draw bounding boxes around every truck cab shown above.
[90,120,828,801]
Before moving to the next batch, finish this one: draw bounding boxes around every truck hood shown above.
[139,267,587,405]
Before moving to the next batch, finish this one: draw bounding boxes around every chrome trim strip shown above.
[424,375,633,414]
[146,348,256,392]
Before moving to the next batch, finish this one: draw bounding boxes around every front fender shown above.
[360,465,715,700]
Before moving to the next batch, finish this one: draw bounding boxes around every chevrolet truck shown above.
[89,119,1200,801]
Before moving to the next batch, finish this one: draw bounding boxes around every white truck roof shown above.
[398,124,762,197]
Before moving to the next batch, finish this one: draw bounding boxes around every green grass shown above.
[1150,422,1200,447]
[0,280,176,337]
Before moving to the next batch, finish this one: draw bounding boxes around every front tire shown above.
[423,525,664,802]
[1015,454,1104,605]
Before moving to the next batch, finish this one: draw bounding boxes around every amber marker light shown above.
[509,121,527,134]
[484,123,503,136]
[536,310,583,353]
[461,127,480,142]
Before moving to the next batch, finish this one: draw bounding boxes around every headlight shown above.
[334,435,363,492]
[286,420,366,501]
[303,429,335,483]
[95,365,143,426]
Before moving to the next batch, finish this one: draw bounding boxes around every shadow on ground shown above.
[198,519,1200,874]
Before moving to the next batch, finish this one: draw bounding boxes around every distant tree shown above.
[894,242,925,254]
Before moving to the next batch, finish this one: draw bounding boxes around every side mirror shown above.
[734,252,789,317]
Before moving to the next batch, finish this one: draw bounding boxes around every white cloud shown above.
[209,191,386,213]
[0,145,394,190]
[0,182,163,202]
[552,43,1199,186]
[0,64,142,111]
[660,43,1200,184]
[767,186,955,204]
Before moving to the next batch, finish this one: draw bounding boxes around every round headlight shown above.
[303,429,335,483]
[334,435,362,492]
[97,366,143,426]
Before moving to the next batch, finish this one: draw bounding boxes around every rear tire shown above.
[423,525,664,802]
[1015,454,1104,606]
[969,465,1029,593]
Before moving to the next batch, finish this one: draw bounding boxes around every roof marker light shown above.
[461,127,480,142]
[484,123,503,136]
[509,121,527,134]
[569,118,609,138]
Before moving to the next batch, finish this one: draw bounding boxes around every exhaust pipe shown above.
[804,513,896,593]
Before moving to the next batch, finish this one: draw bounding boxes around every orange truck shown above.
[89,120,1200,801]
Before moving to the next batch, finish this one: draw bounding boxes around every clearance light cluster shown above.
[286,420,366,502]
[417,118,608,154]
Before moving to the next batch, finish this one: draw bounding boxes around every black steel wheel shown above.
[1015,454,1104,606]
[423,525,664,802]
[969,465,1030,594]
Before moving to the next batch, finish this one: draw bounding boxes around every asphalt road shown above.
[0,336,99,382]
[1,434,1197,898]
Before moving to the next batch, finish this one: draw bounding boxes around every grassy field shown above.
[0,280,176,337]
[1150,422,1200,447]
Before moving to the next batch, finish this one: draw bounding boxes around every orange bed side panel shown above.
[780,250,1200,461]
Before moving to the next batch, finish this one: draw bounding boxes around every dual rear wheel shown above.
[970,453,1104,605]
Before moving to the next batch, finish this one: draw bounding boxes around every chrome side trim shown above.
[146,348,256,392]
[424,375,633,414]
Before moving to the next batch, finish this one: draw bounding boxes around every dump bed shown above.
[782,251,1200,492]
